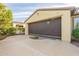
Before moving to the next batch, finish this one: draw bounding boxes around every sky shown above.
[4,3,79,22]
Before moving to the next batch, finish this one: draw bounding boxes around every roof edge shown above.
[24,7,76,23]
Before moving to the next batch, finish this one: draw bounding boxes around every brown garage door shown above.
[28,17,61,38]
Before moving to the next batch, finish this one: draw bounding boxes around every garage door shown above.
[28,17,61,38]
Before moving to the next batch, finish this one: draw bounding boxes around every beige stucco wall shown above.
[61,11,72,42]
[25,10,72,43]
[26,10,71,23]
[25,23,28,35]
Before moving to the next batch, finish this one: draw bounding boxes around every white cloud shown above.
[38,4,75,9]
[13,11,33,19]
[13,15,29,18]
[67,3,79,7]
[35,3,79,9]
[13,11,33,16]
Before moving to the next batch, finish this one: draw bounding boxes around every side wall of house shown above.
[25,10,72,42]
[25,23,28,35]
[62,11,72,42]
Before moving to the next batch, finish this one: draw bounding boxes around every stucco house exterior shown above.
[13,21,25,34]
[13,21,25,28]
[25,7,79,43]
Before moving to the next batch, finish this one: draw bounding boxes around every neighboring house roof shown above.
[13,21,24,24]
[37,7,75,11]
[24,7,77,23]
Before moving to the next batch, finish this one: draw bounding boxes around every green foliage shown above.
[0,27,16,36]
[7,27,16,35]
[0,3,13,37]
[17,27,25,32]
[21,28,25,32]
[0,28,7,35]
[0,3,5,9]
[0,3,13,29]
[16,25,25,34]
[72,29,79,39]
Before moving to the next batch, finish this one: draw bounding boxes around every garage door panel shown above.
[29,17,61,37]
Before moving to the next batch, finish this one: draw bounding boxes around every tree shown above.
[0,3,13,28]
[0,3,13,35]
[3,9,13,29]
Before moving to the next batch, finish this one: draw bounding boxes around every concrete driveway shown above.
[0,35,79,56]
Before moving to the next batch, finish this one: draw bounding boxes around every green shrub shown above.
[7,27,16,35]
[16,27,25,32]
[0,27,16,40]
[72,29,79,39]
[21,28,25,32]
[0,28,7,35]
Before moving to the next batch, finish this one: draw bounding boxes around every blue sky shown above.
[5,3,79,22]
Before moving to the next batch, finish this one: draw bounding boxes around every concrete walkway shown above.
[0,35,79,56]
